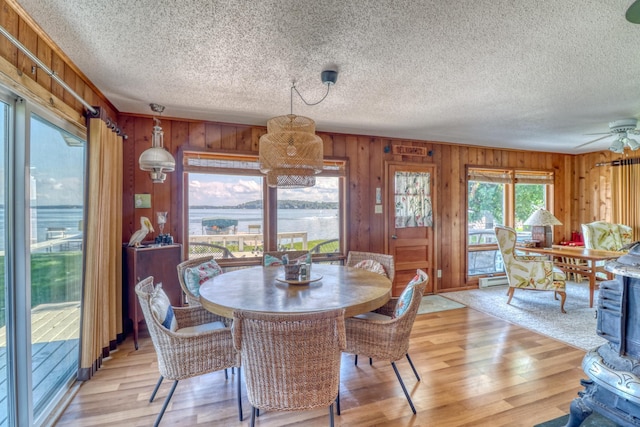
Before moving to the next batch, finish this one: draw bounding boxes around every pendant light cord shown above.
[290,82,332,114]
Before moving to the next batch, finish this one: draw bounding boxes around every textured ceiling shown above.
[14,0,640,154]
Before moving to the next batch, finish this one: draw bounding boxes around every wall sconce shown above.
[139,103,175,183]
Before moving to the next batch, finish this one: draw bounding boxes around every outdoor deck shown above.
[0,302,80,426]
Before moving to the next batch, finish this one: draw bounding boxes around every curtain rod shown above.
[0,24,97,115]
[595,157,640,167]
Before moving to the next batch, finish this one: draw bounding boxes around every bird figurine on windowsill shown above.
[128,216,154,247]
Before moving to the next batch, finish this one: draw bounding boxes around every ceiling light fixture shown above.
[139,103,175,183]
[259,70,338,188]
[608,120,640,153]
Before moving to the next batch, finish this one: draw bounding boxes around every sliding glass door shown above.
[29,114,84,420]
[0,89,86,425]
[0,98,9,426]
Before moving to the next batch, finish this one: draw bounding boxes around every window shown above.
[467,168,553,277]
[184,152,346,265]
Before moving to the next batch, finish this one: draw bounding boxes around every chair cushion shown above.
[353,259,388,277]
[353,311,391,321]
[393,273,422,318]
[150,283,178,331]
[177,320,226,334]
[183,259,223,297]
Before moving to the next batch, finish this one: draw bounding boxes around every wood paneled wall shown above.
[120,113,637,292]
[0,0,632,292]
[0,0,117,126]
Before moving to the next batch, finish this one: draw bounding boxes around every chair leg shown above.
[150,376,163,402]
[329,402,335,427]
[406,353,420,381]
[354,354,358,365]
[507,287,515,305]
[369,357,373,365]
[237,366,243,421]
[391,362,416,415]
[558,290,567,313]
[225,368,228,380]
[336,389,341,415]
[250,406,257,427]
[154,380,178,427]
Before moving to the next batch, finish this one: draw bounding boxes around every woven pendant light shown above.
[259,114,323,188]
[259,70,338,188]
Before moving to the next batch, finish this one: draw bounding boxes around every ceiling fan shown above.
[628,0,640,23]
[576,119,640,153]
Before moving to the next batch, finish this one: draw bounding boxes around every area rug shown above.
[442,281,606,351]
[535,412,620,426]
[417,295,465,314]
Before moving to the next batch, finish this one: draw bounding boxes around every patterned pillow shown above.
[353,259,388,277]
[264,254,283,266]
[183,259,223,297]
[393,273,421,318]
[150,283,178,331]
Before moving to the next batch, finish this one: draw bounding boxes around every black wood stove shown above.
[565,243,640,427]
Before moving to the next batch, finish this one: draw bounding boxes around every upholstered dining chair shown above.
[135,276,242,426]
[343,269,429,414]
[346,251,395,282]
[232,308,345,427]
[176,256,223,306]
[262,250,310,266]
[494,225,567,313]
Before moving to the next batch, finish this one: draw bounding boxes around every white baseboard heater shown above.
[479,276,509,288]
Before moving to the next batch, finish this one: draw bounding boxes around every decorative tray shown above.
[275,274,323,285]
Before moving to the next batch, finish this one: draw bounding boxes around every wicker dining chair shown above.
[262,250,310,266]
[176,256,223,307]
[343,269,429,414]
[135,276,242,426]
[346,251,396,365]
[232,308,346,427]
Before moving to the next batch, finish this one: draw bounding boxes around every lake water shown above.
[0,207,339,250]
[189,208,339,241]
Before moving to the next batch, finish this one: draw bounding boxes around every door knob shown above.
[392,235,397,239]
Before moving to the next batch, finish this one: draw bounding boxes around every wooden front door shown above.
[385,162,436,296]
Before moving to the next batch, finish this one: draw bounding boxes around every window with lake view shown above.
[185,153,345,263]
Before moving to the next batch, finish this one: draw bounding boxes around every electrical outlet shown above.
[437,269,442,278]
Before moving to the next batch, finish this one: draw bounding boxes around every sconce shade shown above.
[259,114,323,188]
[139,118,175,183]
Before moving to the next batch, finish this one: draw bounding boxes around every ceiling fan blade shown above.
[575,134,613,149]
[628,0,640,23]
[583,132,612,136]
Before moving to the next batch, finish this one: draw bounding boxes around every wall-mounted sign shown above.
[392,145,429,156]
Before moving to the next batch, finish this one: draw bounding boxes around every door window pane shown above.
[29,114,84,417]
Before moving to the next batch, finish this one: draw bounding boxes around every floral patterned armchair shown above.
[494,226,567,313]
[581,221,633,251]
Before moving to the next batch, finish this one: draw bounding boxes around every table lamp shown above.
[524,208,562,248]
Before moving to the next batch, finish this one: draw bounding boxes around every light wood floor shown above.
[55,307,587,426]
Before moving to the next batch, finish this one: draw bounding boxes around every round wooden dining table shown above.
[198,264,392,318]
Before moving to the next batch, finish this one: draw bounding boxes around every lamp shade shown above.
[139,119,175,183]
[524,208,562,226]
